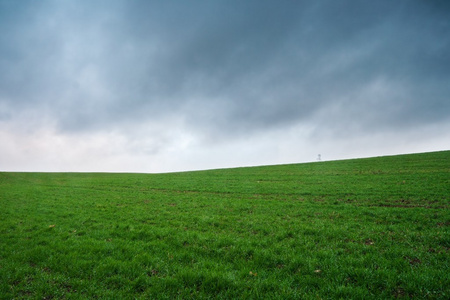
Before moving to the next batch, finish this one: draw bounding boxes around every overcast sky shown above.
[1,0,449,173]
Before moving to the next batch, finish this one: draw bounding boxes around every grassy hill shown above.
[1,151,449,299]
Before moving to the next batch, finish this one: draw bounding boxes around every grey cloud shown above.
[1,0,449,140]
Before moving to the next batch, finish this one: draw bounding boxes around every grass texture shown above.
[0,151,449,299]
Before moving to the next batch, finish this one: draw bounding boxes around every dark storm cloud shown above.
[1,0,449,139]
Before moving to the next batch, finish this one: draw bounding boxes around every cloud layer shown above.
[1,0,449,172]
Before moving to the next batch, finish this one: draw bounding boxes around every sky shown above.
[1,0,449,173]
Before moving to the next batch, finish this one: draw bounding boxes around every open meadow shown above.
[1,151,449,299]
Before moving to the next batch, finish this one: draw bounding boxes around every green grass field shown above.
[1,151,449,299]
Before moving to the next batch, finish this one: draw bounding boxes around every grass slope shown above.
[0,151,449,299]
